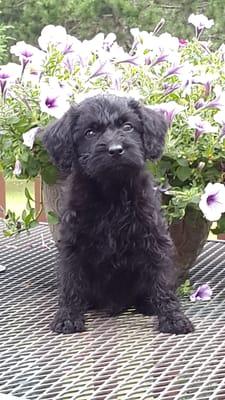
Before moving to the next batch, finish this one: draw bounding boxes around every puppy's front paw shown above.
[159,313,194,335]
[50,308,85,334]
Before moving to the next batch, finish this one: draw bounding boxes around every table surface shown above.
[0,223,225,400]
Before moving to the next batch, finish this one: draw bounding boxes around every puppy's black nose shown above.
[108,144,124,156]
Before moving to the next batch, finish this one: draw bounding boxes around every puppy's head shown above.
[43,94,168,181]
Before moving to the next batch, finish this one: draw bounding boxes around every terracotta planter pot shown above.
[169,208,211,286]
[43,178,210,285]
[42,173,68,244]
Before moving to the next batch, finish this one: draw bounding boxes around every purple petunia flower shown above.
[190,284,212,301]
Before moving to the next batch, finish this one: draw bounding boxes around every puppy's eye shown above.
[122,122,134,132]
[85,129,96,138]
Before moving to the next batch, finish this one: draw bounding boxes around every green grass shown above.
[6,179,34,215]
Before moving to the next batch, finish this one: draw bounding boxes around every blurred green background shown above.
[6,179,34,215]
[1,0,225,65]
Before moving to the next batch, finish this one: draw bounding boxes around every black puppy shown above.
[43,94,194,335]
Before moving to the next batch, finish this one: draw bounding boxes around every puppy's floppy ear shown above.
[42,107,76,172]
[139,106,168,161]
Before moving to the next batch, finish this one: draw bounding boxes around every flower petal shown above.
[190,284,212,301]
[13,160,22,176]
[199,183,225,221]
[23,127,39,149]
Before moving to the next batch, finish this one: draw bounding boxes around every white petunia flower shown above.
[214,111,225,138]
[187,115,217,140]
[188,13,214,30]
[23,127,39,149]
[199,183,225,221]
[188,14,214,38]
[40,78,71,119]
[150,101,185,127]
[203,85,225,111]
[0,63,21,95]
[10,42,42,70]
[38,25,68,51]
[214,111,225,125]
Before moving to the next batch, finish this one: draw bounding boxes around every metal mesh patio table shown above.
[0,223,225,400]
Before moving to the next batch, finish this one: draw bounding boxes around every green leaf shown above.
[8,115,20,125]
[190,194,201,205]
[29,220,39,229]
[211,214,225,235]
[47,211,59,225]
[177,279,192,297]
[3,230,14,237]
[158,160,171,172]
[22,209,27,220]
[25,187,34,201]
[176,166,192,182]
[24,213,33,225]
[41,165,58,184]
[20,152,29,163]
[177,158,189,167]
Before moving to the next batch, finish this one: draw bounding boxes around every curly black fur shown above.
[43,94,194,335]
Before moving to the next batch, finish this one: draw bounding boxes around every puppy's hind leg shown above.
[135,295,155,316]
[139,268,194,335]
